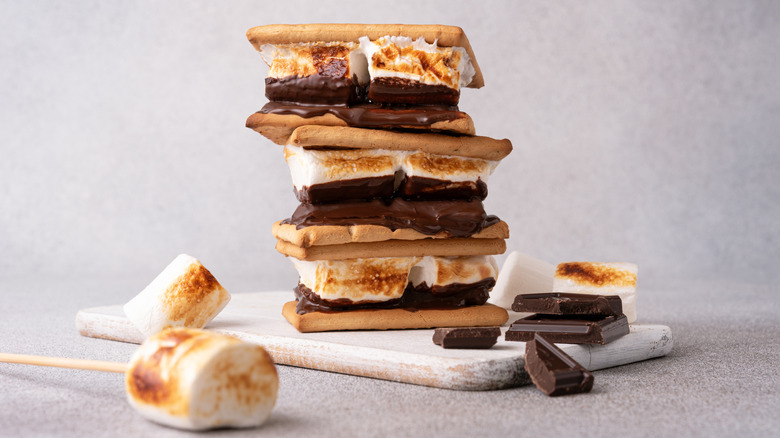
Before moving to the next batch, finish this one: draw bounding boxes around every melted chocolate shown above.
[295,176,487,204]
[265,74,363,106]
[294,278,495,314]
[368,77,460,106]
[260,102,465,128]
[282,198,500,237]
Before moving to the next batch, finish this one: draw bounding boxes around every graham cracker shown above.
[275,237,507,261]
[282,301,508,332]
[245,110,476,145]
[272,221,509,248]
[288,126,512,160]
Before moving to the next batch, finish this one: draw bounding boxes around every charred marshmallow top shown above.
[283,145,497,189]
[292,255,497,303]
[258,36,475,90]
[123,254,231,337]
[259,42,369,84]
[553,262,639,323]
[359,36,475,90]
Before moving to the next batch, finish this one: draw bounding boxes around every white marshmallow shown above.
[553,262,639,323]
[409,255,498,288]
[126,328,278,430]
[488,252,556,309]
[284,145,396,189]
[124,254,231,337]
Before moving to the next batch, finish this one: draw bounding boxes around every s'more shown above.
[245,24,513,332]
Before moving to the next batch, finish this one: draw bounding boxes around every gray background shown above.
[1,1,779,437]
[2,0,778,291]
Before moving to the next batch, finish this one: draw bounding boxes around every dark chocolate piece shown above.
[368,77,460,106]
[294,176,396,204]
[259,102,467,129]
[398,176,487,201]
[432,327,501,349]
[265,75,363,106]
[505,314,629,345]
[295,176,487,204]
[524,334,594,396]
[294,278,495,314]
[511,293,622,317]
[282,198,500,238]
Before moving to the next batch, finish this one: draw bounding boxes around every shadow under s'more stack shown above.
[245,24,512,332]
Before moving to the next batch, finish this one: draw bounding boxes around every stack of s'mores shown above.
[245,24,512,332]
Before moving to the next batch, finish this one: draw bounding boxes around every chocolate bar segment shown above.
[432,327,501,349]
[368,77,460,106]
[511,293,622,317]
[524,334,594,396]
[294,176,396,204]
[265,75,364,106]
[505,314,629,345]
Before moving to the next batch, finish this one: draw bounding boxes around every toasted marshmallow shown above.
[402,152,495,183]
[488,252,556,309]
[294,255,497,304]
[292,257,420,303]
[409,255,498,288]
[124,254,231,337]
[284,145,396,189]
[358,36,475,89]
[284,145,496,190]
[126,328,278,430]
[553,262,638,323]
[259,42,369,84]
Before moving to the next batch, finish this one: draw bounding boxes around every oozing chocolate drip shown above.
[259,102,465,128]
[281,198,500,237]
[265,74,364,106]
[368,77,460,106]
[294,278,495,314]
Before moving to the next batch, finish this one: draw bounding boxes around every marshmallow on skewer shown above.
[126,328,278,430]
[553,262,638,323]
[124,254,231,337]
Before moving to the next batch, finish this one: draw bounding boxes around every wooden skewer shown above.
[0,353,128,374]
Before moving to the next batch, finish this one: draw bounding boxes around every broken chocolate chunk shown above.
[432,327,501,349]
[511,293,622,317]
[505,314,629,345]
[524,334,594,396]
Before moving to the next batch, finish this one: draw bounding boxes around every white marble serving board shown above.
[76,291,673,391]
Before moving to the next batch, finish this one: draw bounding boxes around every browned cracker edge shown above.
[289,126,512,161]
[272,221,510,248]
[245,111,477,146]
[246,24,484,88]
[275,238,507,261]
[282,301,508,332]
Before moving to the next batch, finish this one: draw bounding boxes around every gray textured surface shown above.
[0,277,778,437]
[1,1,779,436]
